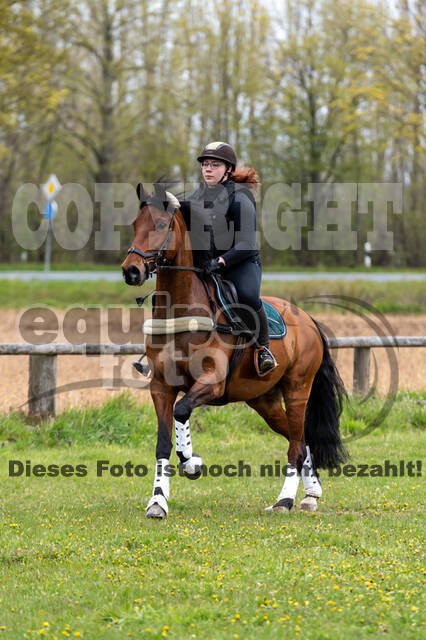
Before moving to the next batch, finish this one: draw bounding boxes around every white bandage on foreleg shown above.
[175,419,192,461]
[277,464,301,502]
[302,446,322,497]
[152,458,170,500]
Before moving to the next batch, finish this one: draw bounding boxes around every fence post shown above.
[28,354,57,418]
[353,347,370,395]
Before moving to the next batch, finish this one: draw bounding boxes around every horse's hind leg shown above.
[299,445,322,512]
[281,373,321,512]
[247,388,301,513]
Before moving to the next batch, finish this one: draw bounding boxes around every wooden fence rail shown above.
[0,337,424,417]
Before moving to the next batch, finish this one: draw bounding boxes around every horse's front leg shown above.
[173,372,225,479]
[173,374,226,424]
[146,385,178,519]
[173,346,228,424]
[174,416,203,480]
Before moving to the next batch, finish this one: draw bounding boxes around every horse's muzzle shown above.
[122,264,144,286]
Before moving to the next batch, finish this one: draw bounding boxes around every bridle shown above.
[126,198,203,279]
[125,186,248,339]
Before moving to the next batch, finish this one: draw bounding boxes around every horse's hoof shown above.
[300,495,319,512]
[146,503,167,519]
[265,498,294,513]
[179,454,203,480]
[272,505,291,513]
[184,469,202,480]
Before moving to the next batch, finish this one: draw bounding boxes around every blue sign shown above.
[43,200,57,220]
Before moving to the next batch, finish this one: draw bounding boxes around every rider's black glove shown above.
[204,258,225,276]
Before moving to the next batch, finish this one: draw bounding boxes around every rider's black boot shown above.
[254,303,278,377]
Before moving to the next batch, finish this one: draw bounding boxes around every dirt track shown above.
[1,310,425,414]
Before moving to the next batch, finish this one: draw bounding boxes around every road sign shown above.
[43,200,58,220]
[42,174,61,201]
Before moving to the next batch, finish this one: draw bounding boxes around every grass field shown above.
[0,279,424,313]
[0,394,424,639]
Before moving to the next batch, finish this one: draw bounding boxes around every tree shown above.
[0,0,69,258]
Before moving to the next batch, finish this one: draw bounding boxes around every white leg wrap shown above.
[152,458,170,500]
[175,419,192,460]
[180,455,203,476]
[277,464,301,502]
[302,446,322,498]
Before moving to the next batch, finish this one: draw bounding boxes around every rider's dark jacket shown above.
[186,179,259,268]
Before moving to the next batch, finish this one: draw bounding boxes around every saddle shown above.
[210,274,286,340]
[133,273,286,382]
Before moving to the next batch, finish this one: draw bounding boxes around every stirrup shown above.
[132,353,150,376]
[254,346,278,377]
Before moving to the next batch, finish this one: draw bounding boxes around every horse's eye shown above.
[156,221,167,230]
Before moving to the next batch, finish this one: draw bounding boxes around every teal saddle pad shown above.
[211,276,286,339]
[263,300,286,339]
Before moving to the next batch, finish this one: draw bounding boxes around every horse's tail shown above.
[304,319,349,469]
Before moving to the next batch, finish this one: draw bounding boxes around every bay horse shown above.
[121,178,347,518]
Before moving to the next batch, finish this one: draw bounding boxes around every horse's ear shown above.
[153,182,166,200]
[136,183,144,202]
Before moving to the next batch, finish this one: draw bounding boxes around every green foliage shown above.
[0,0,424,268]
[0,277,424,312]
[1,391,424,449]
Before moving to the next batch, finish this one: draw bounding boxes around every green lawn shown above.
[0,278,424,313]
[0,394,424,639]
[0,263,119,272]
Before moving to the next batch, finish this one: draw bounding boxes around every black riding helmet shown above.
[197,141,237,172]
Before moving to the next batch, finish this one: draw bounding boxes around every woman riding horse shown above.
[188,141,278,377]
[121,173,347,519]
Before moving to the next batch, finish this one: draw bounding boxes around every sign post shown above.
[42,175,61,273]
[364,241,372,269]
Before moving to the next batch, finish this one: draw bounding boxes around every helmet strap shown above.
[219,163,232,183]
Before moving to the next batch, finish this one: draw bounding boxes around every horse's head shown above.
[121,182,180,286]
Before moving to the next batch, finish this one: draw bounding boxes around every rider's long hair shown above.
[231,165,261,198]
